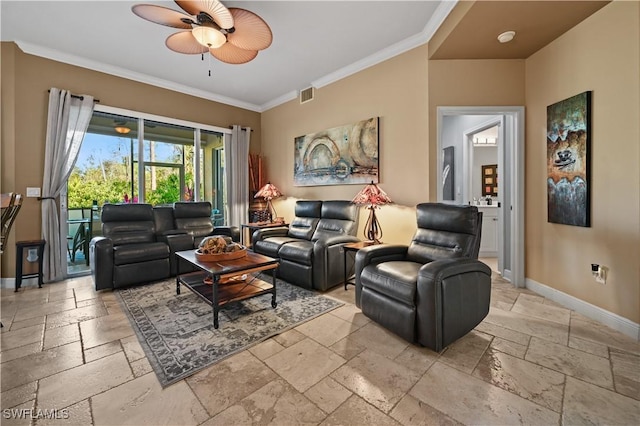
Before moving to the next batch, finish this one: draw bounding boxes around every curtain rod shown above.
[47,89,100,103]
[229,126,253,132]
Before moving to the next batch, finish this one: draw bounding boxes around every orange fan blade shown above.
[210,43,258,64]
[132,4,193,29]
[166,31,209,54]
[227,8,272,51]
[175,0,234,29]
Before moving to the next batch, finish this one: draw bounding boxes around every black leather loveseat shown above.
[90,202,238,290]
[251,200,359,291]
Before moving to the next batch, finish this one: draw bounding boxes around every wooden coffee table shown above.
[175,250,279,329]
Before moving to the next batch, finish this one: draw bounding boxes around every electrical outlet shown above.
[592,263,606,284]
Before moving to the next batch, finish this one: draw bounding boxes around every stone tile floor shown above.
[1,269,639,425]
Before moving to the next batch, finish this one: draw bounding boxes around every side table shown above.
[241,221,288,247]
[343,241,378,290]
[15,239,46,292]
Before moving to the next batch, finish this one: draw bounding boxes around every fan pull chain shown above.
[208,52,211,77]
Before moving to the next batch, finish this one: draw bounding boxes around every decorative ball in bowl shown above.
[195,236,247,261]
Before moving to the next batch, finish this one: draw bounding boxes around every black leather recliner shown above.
[91,203,170,290]
[355,203,491,352]
[252,200,360,291]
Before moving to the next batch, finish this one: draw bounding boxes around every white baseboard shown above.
[526,278,640,341]
[1,278,16,289]
[0,277,41,290]
[502,268,512,282]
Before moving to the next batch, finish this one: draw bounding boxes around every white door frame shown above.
[437,106,525,288]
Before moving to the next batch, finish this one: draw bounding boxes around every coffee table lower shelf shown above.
[177,271,277,329]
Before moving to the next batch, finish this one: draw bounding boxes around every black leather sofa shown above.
[252,200,359,291]
[355,203,491,352]
[90,202,238,290]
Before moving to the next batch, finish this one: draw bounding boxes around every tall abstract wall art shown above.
[294,117,379,186]
[442,146,455,200]
[547,91,591,227]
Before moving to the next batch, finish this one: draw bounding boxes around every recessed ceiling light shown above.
[497,31,516,43]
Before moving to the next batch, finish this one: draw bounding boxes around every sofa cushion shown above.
[278,240,314,265]
[175,217,214,238]
[112,242,170,266]
[407,203,480,263]
[173,201,212,218]
[173,202,215,238]
[253,237,299,258]
[294,200,323,218]
[101,204,156,246]
[360,261,421,305]
[312,201,358,241]
[287,217,319,240]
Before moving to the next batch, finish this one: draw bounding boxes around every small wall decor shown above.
[547,91,591,227]
[442,146,455,200]
[294,117,379,186]
[482,164,498,196]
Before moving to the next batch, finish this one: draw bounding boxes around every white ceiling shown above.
[1,1,453,112]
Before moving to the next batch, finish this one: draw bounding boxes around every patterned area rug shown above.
[117,277,343,387]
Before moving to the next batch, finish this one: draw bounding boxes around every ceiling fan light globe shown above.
[192,26,226,49]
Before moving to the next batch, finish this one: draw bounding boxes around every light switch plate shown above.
[26,187,41,197]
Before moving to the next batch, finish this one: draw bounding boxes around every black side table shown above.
[15,239,46,292]
[343,241,378,290]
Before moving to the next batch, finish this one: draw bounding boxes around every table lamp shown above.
[254,182,283,223]
[351,180,392,243]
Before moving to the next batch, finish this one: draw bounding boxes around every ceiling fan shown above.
[132,0,272,65]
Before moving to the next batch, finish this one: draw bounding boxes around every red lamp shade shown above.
[254,182,283,222]
[352,181,392,243]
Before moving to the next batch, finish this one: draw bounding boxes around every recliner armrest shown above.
[165,233,196,276]
[252,227,289,244]
[165,233,195,252]
[354,245,409,307]
[156,229,189,244]
[355,244,409,269]
[90,236,114,291]
[418,258,491,283]
[313,235,360,247]
[416,258,492,351]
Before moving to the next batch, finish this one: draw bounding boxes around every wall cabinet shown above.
[478,206,498,257]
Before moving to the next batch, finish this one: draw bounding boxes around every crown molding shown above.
[258,90,299,112]
[14,1,458,113]
[15,40,262,112]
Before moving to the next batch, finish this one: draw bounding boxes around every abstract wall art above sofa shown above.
[293,117,379,186]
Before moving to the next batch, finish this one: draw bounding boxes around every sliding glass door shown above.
[65,108,229,275]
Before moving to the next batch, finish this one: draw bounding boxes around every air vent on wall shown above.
[300,87,314,104]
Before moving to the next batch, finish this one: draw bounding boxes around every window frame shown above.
[94,104,231,203]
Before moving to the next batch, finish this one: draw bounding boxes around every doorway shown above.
[437,106,525,288]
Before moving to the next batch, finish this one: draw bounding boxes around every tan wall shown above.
[0,43,261,277]
[262,45,430,244]
[427,59,526,197]
[524,1,640,322]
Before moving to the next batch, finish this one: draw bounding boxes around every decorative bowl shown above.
[195,247,247,262]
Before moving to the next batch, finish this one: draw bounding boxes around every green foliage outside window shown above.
[68,163,195,208]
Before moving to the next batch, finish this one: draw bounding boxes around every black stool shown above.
[15,239,46,292]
